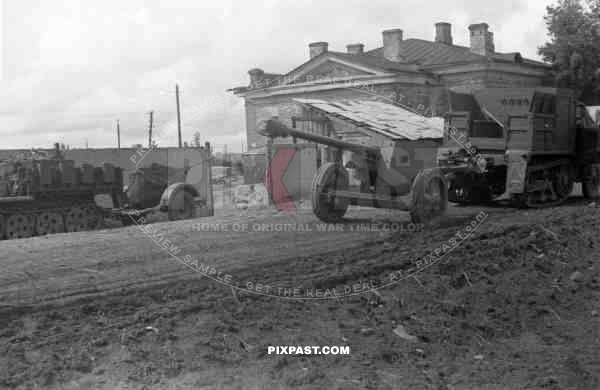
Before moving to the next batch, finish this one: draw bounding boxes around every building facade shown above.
[229,21,552,201]
[231,21,552,152]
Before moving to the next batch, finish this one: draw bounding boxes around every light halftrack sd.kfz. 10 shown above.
[0,146,123,239]
[438,87,600,207]
[0,144,207,240]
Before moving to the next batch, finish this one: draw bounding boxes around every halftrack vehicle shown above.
[0,145,123,239]
[0,144,209,240]
[437,87,600,207]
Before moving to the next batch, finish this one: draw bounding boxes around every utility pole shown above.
[116,119,121,150]
[175,83,182,148]
[147,110,154,148]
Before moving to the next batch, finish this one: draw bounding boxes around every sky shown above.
[0,0,556,152]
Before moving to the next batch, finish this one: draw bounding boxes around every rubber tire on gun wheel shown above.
[409,168,448,227]
[312,162,349,223]
[168,190,195,221]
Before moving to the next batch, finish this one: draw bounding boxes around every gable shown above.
[304,60,373,79]
[284,54,390,85]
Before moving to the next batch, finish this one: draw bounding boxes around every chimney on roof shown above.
[248,68,264,84]
[435,22,452,45]
[382,29,404,62]
[346,43,364,54]
[468,23,494,55]
[309,42,328,59]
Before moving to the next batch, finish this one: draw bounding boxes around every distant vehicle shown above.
[211,166,231,185]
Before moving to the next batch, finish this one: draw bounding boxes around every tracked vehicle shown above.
[0,145,123,239]
[0,144,209,240]
[438,87,600,207]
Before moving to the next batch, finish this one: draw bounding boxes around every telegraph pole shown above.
[175,84,182,148]
[147,110,154,148]
[116,119,121,150]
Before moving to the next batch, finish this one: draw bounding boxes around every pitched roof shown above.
[321,51,421,73]
[227,36,550,94]
[365,39,549,67]
[294,97,443,140]
[366,39,483,66]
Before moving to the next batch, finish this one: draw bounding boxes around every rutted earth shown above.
[0,200,599,389]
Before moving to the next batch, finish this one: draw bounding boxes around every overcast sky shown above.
[0,0,555,152]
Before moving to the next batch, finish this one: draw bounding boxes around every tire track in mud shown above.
[0,203,531,307]
[0,209,398,306]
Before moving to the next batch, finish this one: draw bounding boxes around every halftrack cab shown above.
[437,87,600,207]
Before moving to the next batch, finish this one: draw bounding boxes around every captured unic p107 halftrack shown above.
[437,87,600,207]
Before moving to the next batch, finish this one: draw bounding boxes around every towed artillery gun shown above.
[437,87,600,207]
[0,144,207,240]
[119,162,204,225]
[258,118,448,225]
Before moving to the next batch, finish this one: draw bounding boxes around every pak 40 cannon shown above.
[258,118,448,225]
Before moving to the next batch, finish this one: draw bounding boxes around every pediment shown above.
[286,55,382,84]
[305,60,374,79]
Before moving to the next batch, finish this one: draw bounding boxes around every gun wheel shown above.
[168,190,195,221]
[312,162,349,223]
[583,164,600,199]
[410,168,448,227]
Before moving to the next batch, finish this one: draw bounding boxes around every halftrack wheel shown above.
[36,211,65,236]
[410,168,448,227]
[311,162,350,223]
[5,213,34,239]
[65,204,104,232]
[84,204,104,230]
[65,206,87,232]
[514,162,574,208]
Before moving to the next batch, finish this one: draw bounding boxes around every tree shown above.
[193,131,201,147]
[539,0,600,102]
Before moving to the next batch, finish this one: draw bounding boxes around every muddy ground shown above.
[0,198,599,389]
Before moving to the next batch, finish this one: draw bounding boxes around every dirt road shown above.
[1,202,599,389]
[0,206,442,306]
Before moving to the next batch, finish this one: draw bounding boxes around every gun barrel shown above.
[258,118,379,155]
